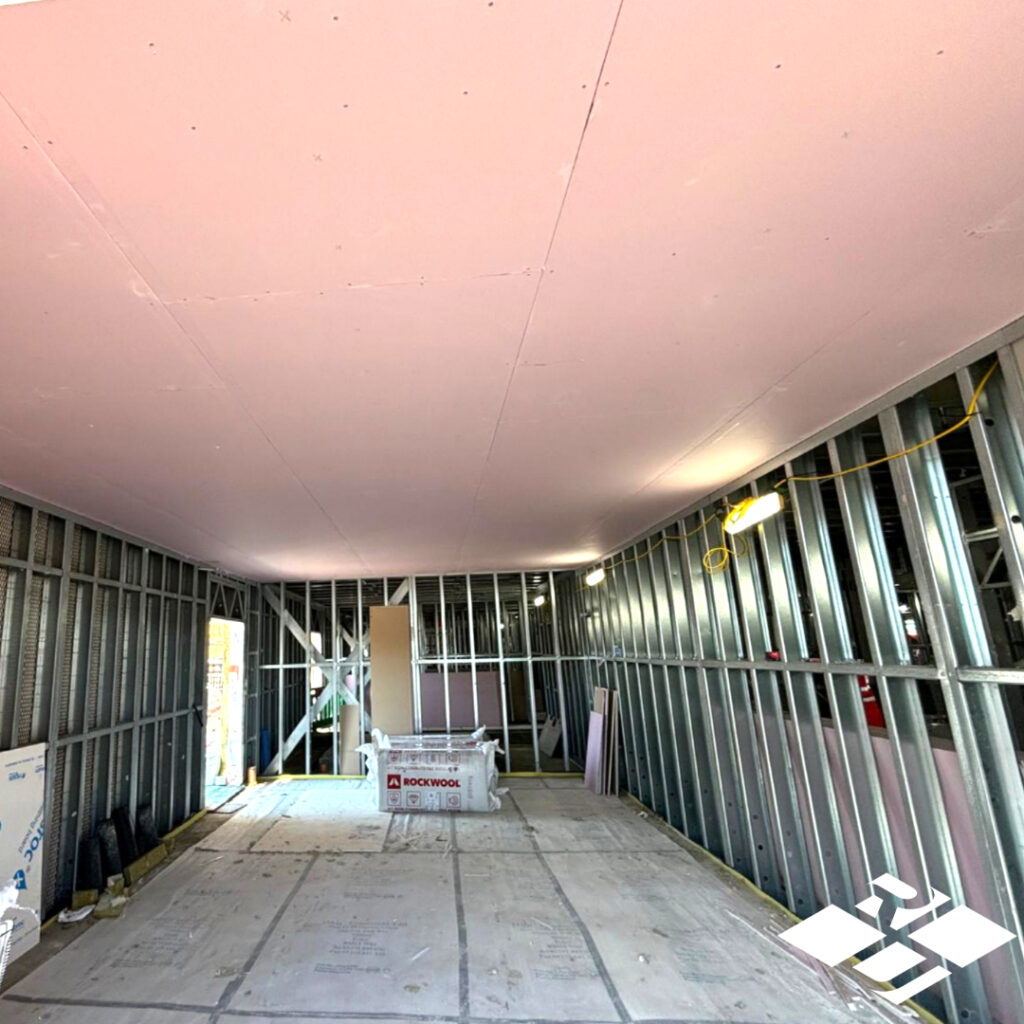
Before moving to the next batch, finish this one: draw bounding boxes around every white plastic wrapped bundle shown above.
[359,729,501,812]
[371,726,489,749]
[0,880,21,988]
[0,919,12,989]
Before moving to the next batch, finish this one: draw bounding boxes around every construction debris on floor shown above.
[1,779,912,1024]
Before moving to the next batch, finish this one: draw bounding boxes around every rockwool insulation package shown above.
[359,730,501,813]
[371,726,488,749]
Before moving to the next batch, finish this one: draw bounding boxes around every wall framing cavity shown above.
[0,491,247,919]
[252,572,580,775]
[564,337,1024,1024]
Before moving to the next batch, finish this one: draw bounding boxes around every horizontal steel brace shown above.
[586,655,942,680]
[53,707,196,747]
[956,667,1024,685]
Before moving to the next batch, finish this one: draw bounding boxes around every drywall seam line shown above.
[536,0,626,273]
[208,852,319,1024]
[450,816,472,1021]
[166,267,535,305]
[452,0,625,565]
[506,791,630,1023]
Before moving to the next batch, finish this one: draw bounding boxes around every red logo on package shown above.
[387,773,402,789]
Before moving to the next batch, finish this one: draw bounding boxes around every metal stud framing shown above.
[255,573,581,774]
[571,337,1024,1024]
[0,488,230,919]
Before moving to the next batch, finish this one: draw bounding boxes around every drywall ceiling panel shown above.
[184,275,536,571]
[475,0,1024,559]
[624,232,1024,536]
[0,387,364,576]
[184,274,531,404]
[0,98,219,399]
[1,0,1023,578]
[0,424,253,571]
[0,0,619,299]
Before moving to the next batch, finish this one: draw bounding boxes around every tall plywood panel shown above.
[369,606,413,736]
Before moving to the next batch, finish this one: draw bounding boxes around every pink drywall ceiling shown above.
[1,0,1024,579]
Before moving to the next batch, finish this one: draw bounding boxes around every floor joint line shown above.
[450,814,471,1022]
[507,792,631,1024]
[209,851,319,1024]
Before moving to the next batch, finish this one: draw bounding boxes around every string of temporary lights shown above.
[582,360,999,584]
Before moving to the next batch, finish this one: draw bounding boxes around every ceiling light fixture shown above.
[723,493,784,535]
[585,567,606,586]
[533,594,546,607]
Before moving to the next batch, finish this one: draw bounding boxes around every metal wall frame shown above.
[253,572,578,773]
[0,487,230,919]
[568,337,1024,1024]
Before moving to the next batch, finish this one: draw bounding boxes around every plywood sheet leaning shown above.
[337,704,362,775]
[368,605,413,735]
[584,711,606,794]
[606,690,619,796]
[584,687,618,795]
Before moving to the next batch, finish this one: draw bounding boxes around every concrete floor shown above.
[1,779,908,1024]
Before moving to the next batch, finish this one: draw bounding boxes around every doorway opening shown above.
[205,617,246,808]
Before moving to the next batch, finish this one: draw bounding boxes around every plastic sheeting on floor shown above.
[1,779,908,1024]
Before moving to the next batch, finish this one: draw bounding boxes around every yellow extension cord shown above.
[584,360,999,581]
[773,359,999,490]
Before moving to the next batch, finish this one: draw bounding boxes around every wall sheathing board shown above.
[368,604,413,735]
